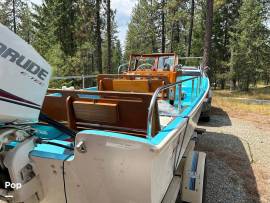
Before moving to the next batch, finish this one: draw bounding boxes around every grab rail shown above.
[117,63,129,74]
[51,75,97,88]
[146,76,200,139]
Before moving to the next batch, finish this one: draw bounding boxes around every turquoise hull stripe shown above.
[31,140,74,160]
[32,76,209,157]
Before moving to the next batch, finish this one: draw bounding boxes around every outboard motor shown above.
[0,23,51,123]
[0,23,52,202]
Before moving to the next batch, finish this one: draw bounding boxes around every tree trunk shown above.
[170,22,174,52]
[12,0,16,33]
[170,6,176,53]
[230,47,235,91]
[202,0,213,67]
[221,79,225,89]
[186,0,195,57]
[95,0,102,73]
[150,0,157,52]
[107,0,112,73]
[161,0,166,53]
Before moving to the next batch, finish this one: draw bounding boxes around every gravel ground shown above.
[197,110,270,203]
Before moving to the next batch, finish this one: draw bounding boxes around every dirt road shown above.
[197,107,270,203]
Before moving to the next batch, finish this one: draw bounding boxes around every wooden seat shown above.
[42,89,161,137]
[66,97,119,130]
[99,78,165,93]
[42,89,153,122]
[112,79,150,92]
[128,70,179,83]
[97,74,167,93]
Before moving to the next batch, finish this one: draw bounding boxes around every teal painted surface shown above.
[75,76,209,147]
[34,140,72,153]
[151,76,209,145]
[85,86,98,91]
[150,116,186,145]
[61,76,206,145]
[48,92,100,99]
[32,124,70,140]
[32,76,209,157]
[80,130,151,144]
[31,140,73,160]
[30,150,73,160]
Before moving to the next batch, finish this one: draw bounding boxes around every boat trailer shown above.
[162,129,206,203]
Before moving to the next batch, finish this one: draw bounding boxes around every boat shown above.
[0,23,209,203]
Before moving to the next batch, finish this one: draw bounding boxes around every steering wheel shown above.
[164,63,171,71]
[137,63,153,71]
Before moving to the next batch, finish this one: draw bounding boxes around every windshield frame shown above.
[128,53,178,72]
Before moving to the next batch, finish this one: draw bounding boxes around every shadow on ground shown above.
[196,131,260,203]
[199,106,232,127]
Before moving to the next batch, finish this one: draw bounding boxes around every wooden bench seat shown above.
[97,74,168,93]
[99,78,165,93]
[41,89,160,137]
[71,99,119,124]
[129,70,178,83]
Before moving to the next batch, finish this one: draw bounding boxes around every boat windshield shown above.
[158,56,174,71]
[136,57,155,70]
[129,55,175,71]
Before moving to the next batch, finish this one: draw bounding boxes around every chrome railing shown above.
[117,63,129,74]
[51,75,97,88]
[178,56,203,60]
[146,76,200,139]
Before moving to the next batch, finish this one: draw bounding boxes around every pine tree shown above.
[112,39,122,71]
[0,1,13,28]
[202,0,213,67]
[95,0,103,73]
[54,0,77,56]
[190,0,205,57]
[230,0,267,91]
[161,0,166,52]
[210,0,241,89]
[125,0,160,56]
[186,0,195,56]
[102,9,122,73]
[18,1,33,43]
[106,0,112,73]
[0,0,24,32]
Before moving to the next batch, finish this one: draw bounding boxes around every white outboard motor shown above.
[0,23,51,123]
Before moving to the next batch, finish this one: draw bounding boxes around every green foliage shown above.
[102,10,122,73]
[230,0,269,91]
[125,0,191,56]
[18,1,33,43]
[53,0,77,56]
[0,0,269,92]
[0,0,123,82]
[125,0,270,91]
[125,0,159,57]
[0,0,29,33]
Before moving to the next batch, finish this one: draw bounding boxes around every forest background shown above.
[0,0,269,91]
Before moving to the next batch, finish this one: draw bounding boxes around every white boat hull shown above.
[31,100,203,203]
